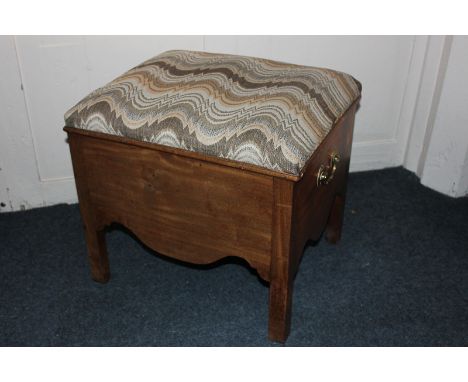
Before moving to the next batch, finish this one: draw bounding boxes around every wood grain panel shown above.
[292,102,357,272]
[70,133,273,281]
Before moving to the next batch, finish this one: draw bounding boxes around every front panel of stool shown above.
[68,132,274,281]
[292,103,357,264]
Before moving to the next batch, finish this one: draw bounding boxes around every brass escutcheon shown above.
[317,152,340,186]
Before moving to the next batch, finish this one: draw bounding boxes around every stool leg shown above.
[326,123,353,244]
[83,224,110,283]
[69,134,110,283]
[268,178,295,343]
[326,151,351,245]
[325,194,346,244]
[269,260,293,343]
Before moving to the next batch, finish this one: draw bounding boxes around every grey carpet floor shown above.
[1,167,467,346]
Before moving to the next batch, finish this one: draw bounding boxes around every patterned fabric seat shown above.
[64,50,361,176]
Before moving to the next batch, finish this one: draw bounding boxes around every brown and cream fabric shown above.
[64,50,361,176]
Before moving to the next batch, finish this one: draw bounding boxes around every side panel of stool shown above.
[324,104,357,244]
[293,102,358,271]
[67,132,274,281]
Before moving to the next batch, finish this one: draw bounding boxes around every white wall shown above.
[417,36,468,197]
[403,36,468,197]
[0,35,466,212]
[0,36,205,211]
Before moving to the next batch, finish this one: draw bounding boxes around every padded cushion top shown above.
[64,50,361,176]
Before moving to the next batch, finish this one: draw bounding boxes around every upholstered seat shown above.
[64,50,361,176]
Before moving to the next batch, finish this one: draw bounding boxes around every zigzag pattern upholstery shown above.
[64,50,361,176]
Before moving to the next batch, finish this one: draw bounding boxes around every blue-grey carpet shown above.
[1,167,467,346]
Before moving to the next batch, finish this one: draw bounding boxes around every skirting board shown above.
[349,138,401,172]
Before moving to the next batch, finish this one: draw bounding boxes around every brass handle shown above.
[317,152,340,186]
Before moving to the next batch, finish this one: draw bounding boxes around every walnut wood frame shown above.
[64,101,358,343]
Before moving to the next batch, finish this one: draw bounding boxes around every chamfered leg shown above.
[325,147,352,245]
[68,133,110,283]
[82,225,110,283]
[268,178,295,343]
[325,193,346,244]
[269,262,294,343]
[325,107,355,245]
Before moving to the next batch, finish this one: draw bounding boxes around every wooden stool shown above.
[64,50,361,342]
